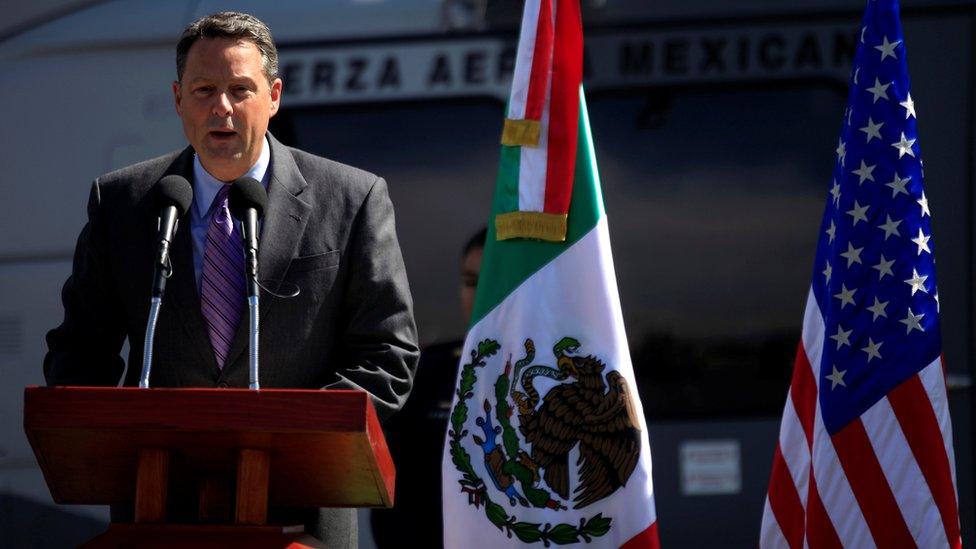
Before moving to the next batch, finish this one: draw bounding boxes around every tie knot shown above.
[214,183,232,205]
[210,184,232,220]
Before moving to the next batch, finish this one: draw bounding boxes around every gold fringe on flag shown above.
[495,211,567,242]
[501,118,542,147]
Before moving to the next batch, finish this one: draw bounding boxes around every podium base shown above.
[82,523,324,548]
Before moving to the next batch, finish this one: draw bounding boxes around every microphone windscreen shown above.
[229,177,268,219]
[156,175,193,216]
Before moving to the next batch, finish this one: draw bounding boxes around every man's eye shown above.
[193,86,214,95]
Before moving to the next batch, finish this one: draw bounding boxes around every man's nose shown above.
[212,92,233,117]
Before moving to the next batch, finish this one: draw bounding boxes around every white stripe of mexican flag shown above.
[442,91,659,548]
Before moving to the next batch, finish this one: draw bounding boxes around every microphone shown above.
[228,177,268,390]
[228,177,267,298]
[151,175,193,297]
[141,175,192,389]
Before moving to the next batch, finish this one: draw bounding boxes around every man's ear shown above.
[172,81,183,116]
[269,78,283,117]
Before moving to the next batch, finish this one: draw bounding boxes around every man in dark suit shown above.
[44,12,418,545]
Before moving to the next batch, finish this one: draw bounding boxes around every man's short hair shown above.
[176,11,278,84]
[463,227,487,258]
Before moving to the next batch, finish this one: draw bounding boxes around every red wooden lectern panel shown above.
[24,386,395,547]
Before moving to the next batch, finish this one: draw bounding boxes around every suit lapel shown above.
[221,134,312,376]
[160,147,221,377]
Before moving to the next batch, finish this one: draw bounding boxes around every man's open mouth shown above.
[209,130,236,139]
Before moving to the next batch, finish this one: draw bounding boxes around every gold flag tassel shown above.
[501,118,542,147]
[495,211,567,242]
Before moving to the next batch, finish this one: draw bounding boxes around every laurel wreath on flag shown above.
[448,338,613,546]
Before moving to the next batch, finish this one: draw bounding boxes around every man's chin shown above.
[197,149,248,180]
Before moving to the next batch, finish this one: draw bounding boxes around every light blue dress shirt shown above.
[190,136,271,291]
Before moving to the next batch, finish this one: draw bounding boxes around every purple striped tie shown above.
[200,185,245,370]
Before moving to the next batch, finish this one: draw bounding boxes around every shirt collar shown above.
[192,135,271,218]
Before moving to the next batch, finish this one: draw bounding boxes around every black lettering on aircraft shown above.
[700,37,727,73]
[759,34,786,70]
[465,51,487,85]
[429,54,452,86]
[833,30,858,67]
[312,60,335,93]
[345,58,367,91]
[620,41,653,75]
[664,39,689,74]
[737,37,750,71]
[378,57,401,89]
[794,33,823,68]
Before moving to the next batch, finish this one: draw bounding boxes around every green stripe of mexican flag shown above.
[442,89,660,548]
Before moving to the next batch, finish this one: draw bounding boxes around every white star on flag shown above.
[912,228,931,255]
[873,255,895,280]
[861,338,883,362]
[891,132,917,158]
[846,201,869,225]
[830,180,842,206]
[885,172,910,197]
[866,77,891,102]
[826,365,848,389]
[840,242,864,267]
[852,161,876,184]
[867,297,889,321]
[904,268,929,295]
[859,117,884,142]
[917,191,930,217]
[874,35,902,61]
[833,284,857,309]
[900,92,916,119]
[836,139,847,166]
[830,325,853,349]
[876,215,902,240]
[900,308,925,334]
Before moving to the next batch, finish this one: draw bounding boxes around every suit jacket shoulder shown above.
[90,149,189,211]
[284,145,382,202]
[286,146,377,185]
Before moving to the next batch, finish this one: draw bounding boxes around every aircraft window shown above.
[274,85,845,418]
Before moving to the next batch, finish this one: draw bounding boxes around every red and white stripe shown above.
[506,0,582,215]
[761,289,961,549]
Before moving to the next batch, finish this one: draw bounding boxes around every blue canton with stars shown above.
[812,0,940,435]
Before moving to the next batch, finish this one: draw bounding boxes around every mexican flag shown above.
[441,2,659,547]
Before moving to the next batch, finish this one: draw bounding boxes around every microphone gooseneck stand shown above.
[229,177,268,391]
[139,175,192,389]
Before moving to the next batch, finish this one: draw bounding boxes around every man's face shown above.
[460,246,483,323]
[173,38,282,181]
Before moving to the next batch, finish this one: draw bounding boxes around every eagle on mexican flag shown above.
[441,1,659,546]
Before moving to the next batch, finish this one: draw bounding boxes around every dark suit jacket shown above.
[44,134,419,545]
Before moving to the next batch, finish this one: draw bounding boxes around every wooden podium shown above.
[23,386,395,547]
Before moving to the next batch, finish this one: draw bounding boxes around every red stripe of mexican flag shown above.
[543,0,582,220]
[498,0,582,242]
[524,0,554,121]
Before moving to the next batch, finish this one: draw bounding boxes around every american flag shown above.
[760,1,961,547]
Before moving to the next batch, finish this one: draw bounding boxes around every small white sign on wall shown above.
[679,440,742,496]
